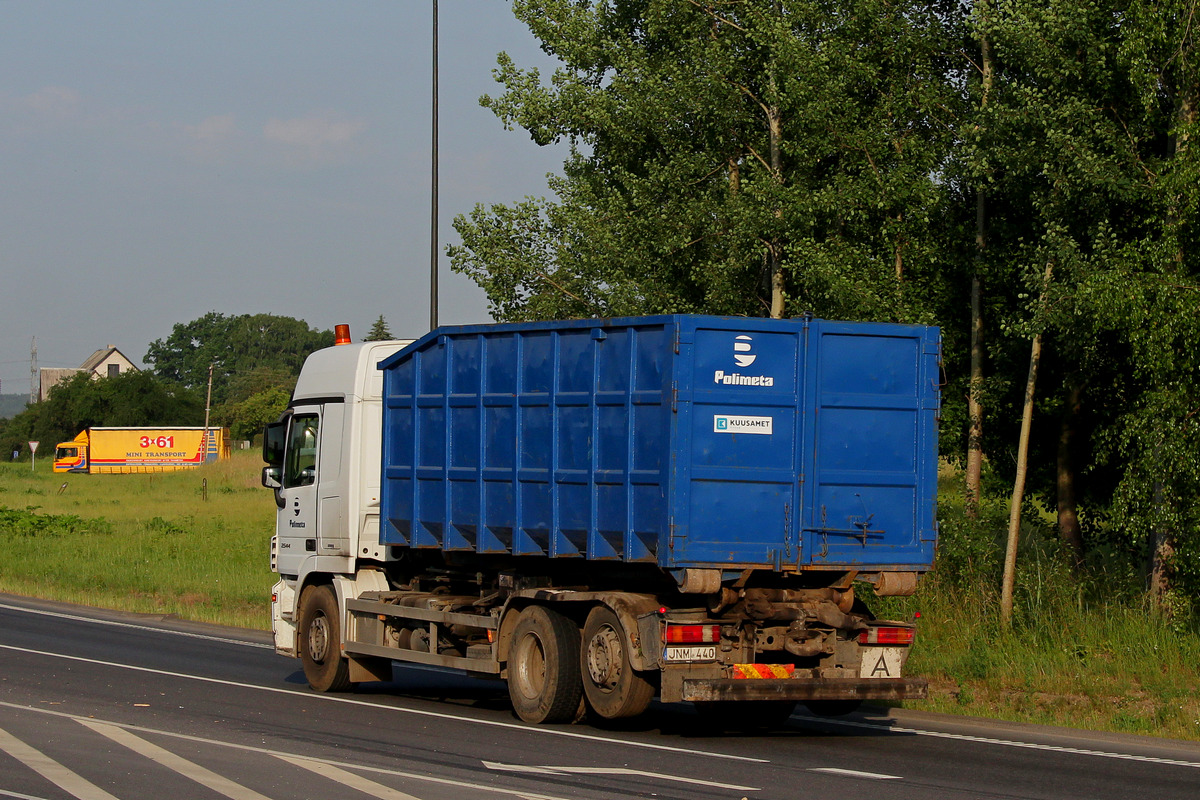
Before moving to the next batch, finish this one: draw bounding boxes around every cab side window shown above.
[284,414,319,487]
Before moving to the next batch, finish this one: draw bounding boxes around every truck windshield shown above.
[284,414,319,487]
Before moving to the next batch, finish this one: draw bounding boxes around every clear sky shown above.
[0,1,567,396]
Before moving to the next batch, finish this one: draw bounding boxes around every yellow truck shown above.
[53,427,231,474]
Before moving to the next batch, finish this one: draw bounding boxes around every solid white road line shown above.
[80,720,274,800]
[0,642,765,764]
[808,767,903,780]
[0,601,272,649]
[482,761,760,791]
[0,726,120,800]
[804,715,1200,769]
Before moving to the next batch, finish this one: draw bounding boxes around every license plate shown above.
[859,647,905,678]
[664,645,717,663]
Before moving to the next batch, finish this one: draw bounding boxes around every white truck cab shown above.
[262,338,411,659]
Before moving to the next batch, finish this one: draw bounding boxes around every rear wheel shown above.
[298,584,352,692]
[507,605,583,724]
[580,606,655,720]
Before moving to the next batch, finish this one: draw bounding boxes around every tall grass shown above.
[0,452,274,628]
[872,469,1200,740]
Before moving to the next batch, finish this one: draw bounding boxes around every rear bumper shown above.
[681,676,927,703]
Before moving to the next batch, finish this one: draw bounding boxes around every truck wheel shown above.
[695,700,796,731]
[580,606,654,720]
[507,606,583,724]
[298,584,353,693]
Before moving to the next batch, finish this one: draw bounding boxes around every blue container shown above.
[378,316,940,573]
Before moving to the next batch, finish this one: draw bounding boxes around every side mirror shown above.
[262,466,281,489]
[262,419,288,467]
[262,466,285,509]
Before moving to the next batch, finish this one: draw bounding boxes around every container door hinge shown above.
[784,503,794,560]
[671,381,679,412]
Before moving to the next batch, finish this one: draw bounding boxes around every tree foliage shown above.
[0,371,205,457]
[952,0,1200,607]
[144,313,332,405]
[363,315,394,341]
[210,366,298,443]
[217,386,291,442]
[457,0,1200,613]
[452,0,961,324]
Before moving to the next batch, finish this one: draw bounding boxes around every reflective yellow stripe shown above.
[730,664,795,679]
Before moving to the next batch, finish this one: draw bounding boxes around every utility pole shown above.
[430,0,440,332]
[30,337,38,403]
[202,363,214,463]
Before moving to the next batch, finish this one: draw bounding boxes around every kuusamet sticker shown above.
[713,415,773,435]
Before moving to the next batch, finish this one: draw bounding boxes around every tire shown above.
[580,606,655,720]
[507,605,583,724]
[297,584,353,692]
[804,700,862,717]
[695,700,797,732]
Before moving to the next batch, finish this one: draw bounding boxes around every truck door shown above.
[275,408,321,576]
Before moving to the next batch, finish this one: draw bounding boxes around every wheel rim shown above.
[585,624,622,693]
[514,632,547,701]
[308,613,330,663]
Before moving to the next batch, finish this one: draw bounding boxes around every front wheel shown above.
[297,584,352,692]
[507,605,583,724]
[580,606,655,720]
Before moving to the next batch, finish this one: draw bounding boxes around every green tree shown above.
[144,313,332,405]
[0,371,204,455]
[1080,0,1200,608]
[947,0,1200,612]
[951,0,1150,536]
[363,315,393,341]
[451,0,960,325]
[455,0,1200,615]
[218,386,291,442]
[210,366,297,442]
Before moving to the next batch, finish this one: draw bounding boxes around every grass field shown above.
[0,451,275,629]
[1,452,1198,740]
[869,473,1200,741]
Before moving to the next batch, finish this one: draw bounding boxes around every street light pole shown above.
[430,0,440,332]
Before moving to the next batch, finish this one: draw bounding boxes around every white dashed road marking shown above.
[80,720,274,800]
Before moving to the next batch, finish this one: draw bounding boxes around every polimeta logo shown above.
[713,333,775,387]
[733,334,756,367]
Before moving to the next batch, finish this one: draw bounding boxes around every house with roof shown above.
[39,345,139,401]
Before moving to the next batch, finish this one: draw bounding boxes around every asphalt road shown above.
[1,594,1197,800]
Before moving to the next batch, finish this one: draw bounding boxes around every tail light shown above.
[858,627,915,645]
[664,624,720,644]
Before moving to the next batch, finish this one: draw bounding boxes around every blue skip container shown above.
[378,315,940,574]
